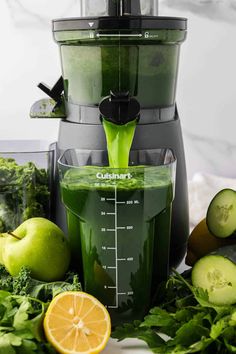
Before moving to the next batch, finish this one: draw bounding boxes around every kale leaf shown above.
[0,265,81,302]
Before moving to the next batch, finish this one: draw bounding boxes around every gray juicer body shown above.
[31,14,189,269]
[54,105,189,268]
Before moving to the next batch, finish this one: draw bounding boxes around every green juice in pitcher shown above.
[60,165,174,325]
[59,116,176,325]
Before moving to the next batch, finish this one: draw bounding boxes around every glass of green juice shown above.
[58,148,176,326]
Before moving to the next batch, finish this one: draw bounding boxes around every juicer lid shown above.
[52,16,187,32]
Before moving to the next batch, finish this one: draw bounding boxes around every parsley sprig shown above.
[113,271,236,353]
[0,291,55,354]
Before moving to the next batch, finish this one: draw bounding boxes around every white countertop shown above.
[103,338,149,353]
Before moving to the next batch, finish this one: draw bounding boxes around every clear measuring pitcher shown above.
[58,149,176,326]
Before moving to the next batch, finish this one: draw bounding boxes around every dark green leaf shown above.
[173,323,209,347]
[112,320,165,349]
[224,338,236,353]
[187,338,214,353]
[11,267,81,302]
[141,308,175,328]
[174,308,195,323]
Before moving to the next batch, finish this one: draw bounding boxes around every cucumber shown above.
[206,188,236,238]
[192,245,236,305]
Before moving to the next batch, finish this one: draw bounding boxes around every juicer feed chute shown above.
[108,0,141,16]
[79,0,158,17]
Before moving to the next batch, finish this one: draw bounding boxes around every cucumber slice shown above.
[192,253,236,305]
[206,188,236,238]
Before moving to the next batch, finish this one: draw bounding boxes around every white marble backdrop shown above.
[1,0,236,179]
[162,0,236,22]
[160,0,236,178]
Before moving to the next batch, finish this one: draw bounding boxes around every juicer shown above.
[30,0,189,268]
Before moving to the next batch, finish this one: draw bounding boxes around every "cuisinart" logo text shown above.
[96,172,132,180]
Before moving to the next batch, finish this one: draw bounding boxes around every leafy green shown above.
[0,290,57,354]
[0,266,82,353]
[0,265,81,302]
[113,320,165,349]
[0,266,13,293]
[0,158,50,233]
[112,271,236,353]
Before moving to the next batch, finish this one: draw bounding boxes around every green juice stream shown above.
[102,119,136,168]
[60,119,174,326]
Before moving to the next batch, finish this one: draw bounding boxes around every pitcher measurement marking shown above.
[100,187,137,309]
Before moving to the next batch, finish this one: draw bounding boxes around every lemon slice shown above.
[44,291,111,354]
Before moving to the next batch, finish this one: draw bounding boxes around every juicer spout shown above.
[99,91,140,125]
[108,0,141,16]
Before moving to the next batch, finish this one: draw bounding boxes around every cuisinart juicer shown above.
[30,0,189,268]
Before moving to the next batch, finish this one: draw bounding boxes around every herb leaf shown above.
[112,320,165,349]
[113,271,236,353]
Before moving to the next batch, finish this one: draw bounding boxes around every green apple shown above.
[3,218,71,281]
[0,233,7,264]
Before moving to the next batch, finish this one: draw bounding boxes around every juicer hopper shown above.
[30,0,189,268]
